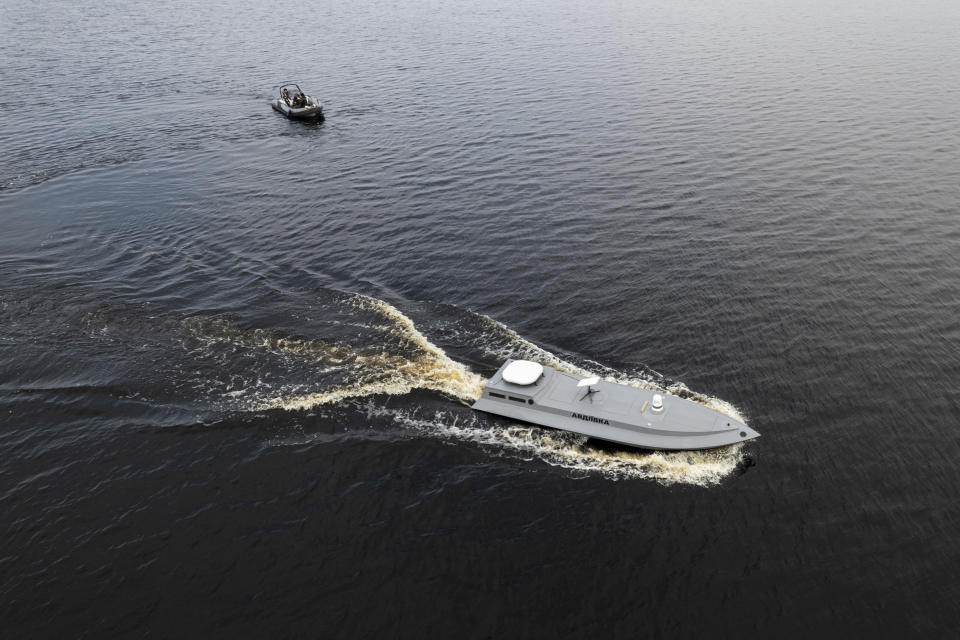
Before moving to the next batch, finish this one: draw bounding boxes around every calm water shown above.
[2,0,960,636]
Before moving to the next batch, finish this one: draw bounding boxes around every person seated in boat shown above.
[282,88,292,105]
[291,92,306,108]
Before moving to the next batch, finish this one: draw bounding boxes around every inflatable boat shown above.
[271,83,323,119]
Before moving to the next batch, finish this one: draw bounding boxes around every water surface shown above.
[2,0,959,636]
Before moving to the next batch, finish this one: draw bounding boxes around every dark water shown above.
[3,0,960,635]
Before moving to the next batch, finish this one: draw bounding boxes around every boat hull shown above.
[471,360,759,450]
[271,97,324,119]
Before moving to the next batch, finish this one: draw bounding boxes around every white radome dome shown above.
[502,360,544,385]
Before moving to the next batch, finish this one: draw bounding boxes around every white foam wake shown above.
[261,293,484,410]
[373,406,744,486]
[230,291,750,484]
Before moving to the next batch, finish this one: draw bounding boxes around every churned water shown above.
[1,0,959,636]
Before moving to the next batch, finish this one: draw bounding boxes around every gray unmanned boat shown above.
[472,360,759,450]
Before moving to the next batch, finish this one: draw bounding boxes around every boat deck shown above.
[471,360,759,450]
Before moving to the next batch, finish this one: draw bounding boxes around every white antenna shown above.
[578,376,600,401]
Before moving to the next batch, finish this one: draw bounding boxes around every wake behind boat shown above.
[472,360,759,450]
[271,82,323,119]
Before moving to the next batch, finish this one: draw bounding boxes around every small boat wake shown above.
[188,290,751,485]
